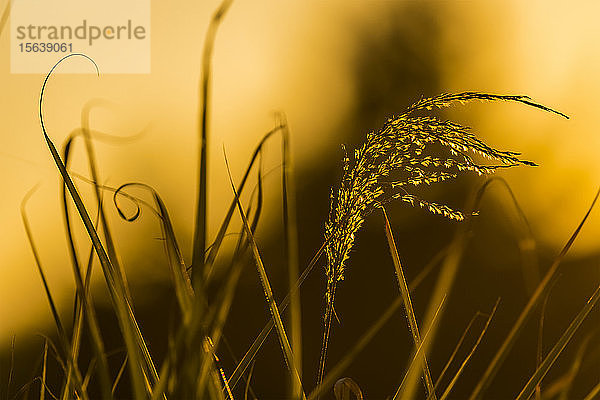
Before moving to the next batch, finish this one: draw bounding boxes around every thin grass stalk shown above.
[112,354,128,395]
[394,296,447,400]
[536,277,559,400]
[61,131,111,400]
[433,312,485,393]
[583,381,600,400]
[309,289,399,400]
[151,256,211,398]
[224,150,306,399]
[21,188,89,400]
[382,207,436,399]
[437,299,499,400]
[61,118,142,399]
[228,238,329,390]
[39,53,150,399]
[485,177,540,294]
[221,338,259,400]
[402,232,466,400]
[244,362,256,400]
[204,125,283,282]
[200,155,265,397]
[469,187,600,400]
[317,277,336,392]
[281,116,303,399]
[81,100,134,303]
[11,378,59,400]
[309,245,448,400]
[21,340,47,399]
[37,334,67,376]
[558,332,597,400]
[192,0,234,284]
[516,284,600,400]
[41,339,48,400]
[208,338,235,400]
[6,336,15,399]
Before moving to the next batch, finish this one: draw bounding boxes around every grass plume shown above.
[319,92,567,386]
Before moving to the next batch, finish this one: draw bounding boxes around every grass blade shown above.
[21,186,89,400]
[281,115,303,399]
[113,183,194,318]
[112,354,128,395]
[224,148,306,399]
[228,239,328,390]
[558,332,597,400]
[308,245,448,400]
[39,53,153,399]
[516,283,600,400]
[204,125,283,282]
[469,187,600,400]
[393,296,447,400]
[438,299,499,400]
[536,277,559,400]
[433,312,484,393]
[199,158,265,397]
[80,100,135,305]
[191,0,234,283]
[41,339,48,400]
[7,335,15,400]
[583,381,600,400]
[61,130,111,400]
[382,207,436,400]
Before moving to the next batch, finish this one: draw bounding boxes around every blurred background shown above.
[1,0,599,398]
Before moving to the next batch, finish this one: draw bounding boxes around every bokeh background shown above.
[1,1,599,398]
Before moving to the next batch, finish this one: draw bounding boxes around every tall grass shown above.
[7,1,600,399]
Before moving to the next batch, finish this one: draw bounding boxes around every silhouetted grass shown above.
[8,1,600,399]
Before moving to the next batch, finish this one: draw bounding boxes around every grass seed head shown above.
[322,91,565,317]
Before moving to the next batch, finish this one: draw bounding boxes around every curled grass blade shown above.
[516,283,600,400]
[80,100,136,306]
[382,207,436,400]
[39,53,154,399]
[113,183,194,319]
[469,187,600,400]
